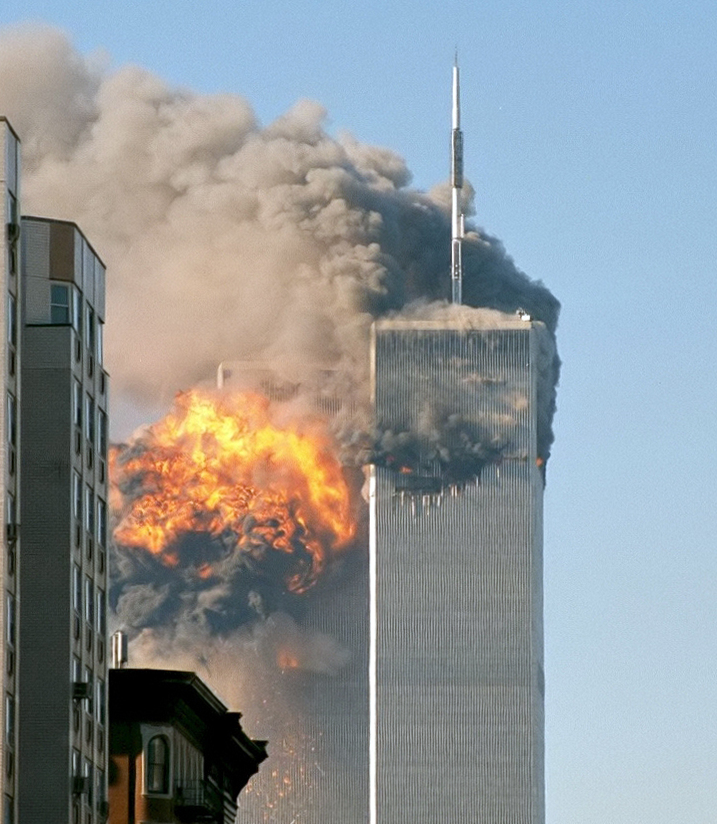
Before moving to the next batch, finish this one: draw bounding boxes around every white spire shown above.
[451,56,464,305]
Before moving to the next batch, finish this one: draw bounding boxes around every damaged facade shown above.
[370,315,546,824]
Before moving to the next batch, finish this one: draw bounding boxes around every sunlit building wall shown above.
[370,317,545,824]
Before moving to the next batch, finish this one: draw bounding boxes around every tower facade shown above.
[370,315,545,824]
[0,117,21,824]
[19,217,109,823]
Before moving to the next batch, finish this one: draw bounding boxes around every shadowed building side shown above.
[370,317,545,824]
[18,216,110,824]
[0,116,21,824]
[108,669,267,824]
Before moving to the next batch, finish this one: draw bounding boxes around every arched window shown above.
[146,735,169,794]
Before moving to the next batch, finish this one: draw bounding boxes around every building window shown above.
[96,588,105,636]
[85,395,95,445]
[84,667,93,714]
[5,596,14,648]
[98,410,107,457]
[85,486,94,535]
[50,284,70,324]
[5,694,14,746]
[96,768,105,810]
[73,288,82,334]
[97,499,107,546]
[85,304,94,352]
[83,758,93,805]
[96,679,105,725]
[73,566,82,615]
[146,735,170,794]
[84,577,94,626]
[97,321,104,365]
[3,794,13,824]
[6,493,16,541]
[6,192,18,277]
[74,381,82,428]
[6,394,16,448]
[73,472,82,520]
[7,294,16,349]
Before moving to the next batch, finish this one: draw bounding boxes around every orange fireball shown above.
[111,389,355,592]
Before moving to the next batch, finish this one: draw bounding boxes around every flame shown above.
[277,649,300,671]
[111,389,355,592]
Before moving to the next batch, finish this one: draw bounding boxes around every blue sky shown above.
[3,1,717,821]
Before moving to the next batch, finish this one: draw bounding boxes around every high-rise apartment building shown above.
[370,315,546,824]
[19,216,109,824]
[0,117,21,824]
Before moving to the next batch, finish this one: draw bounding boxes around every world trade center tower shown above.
[369,314,547,824]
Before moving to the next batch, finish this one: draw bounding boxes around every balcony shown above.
[174,780,222,823]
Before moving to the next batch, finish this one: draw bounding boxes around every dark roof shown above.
[110,668,267,772]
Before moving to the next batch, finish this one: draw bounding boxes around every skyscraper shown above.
[0,116,21,824]
[369,314,546,824]
[19,216,110,823]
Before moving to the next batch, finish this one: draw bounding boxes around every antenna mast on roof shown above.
[451,54,464,305]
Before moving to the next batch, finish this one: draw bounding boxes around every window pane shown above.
[83,759,93,804]
[96,589,105,635]
[98,411,107,455]
[147,736,169,793]
[7,294,16,347]
[73,472,82,519]
[50,284,70,324]
[84,578,94,624]
[85,486,94,534]
[85,305,94,351]
[6,395,15,447]
[74,382,82,427]
[85,395,95,444]
[97,499,107,546]
[6,494,15,530]
[96,680,105,725]
[5,694,14,745]
[84,668,93,714]
[73,289,82,334]
[97,321,104,364]
[73,566,82,613]
[5,595,14,647]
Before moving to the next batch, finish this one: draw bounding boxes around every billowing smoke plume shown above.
[0,24,559,821]
[0,25,558,426]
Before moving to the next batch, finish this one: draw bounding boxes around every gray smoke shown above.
[1,25,559,821]
[0,25,558,426]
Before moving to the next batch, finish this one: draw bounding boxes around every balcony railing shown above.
[174,780,222,822]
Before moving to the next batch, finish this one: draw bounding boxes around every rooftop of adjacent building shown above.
[109,667,267,772]
[0,115,21,141]
[23,214,106,269]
